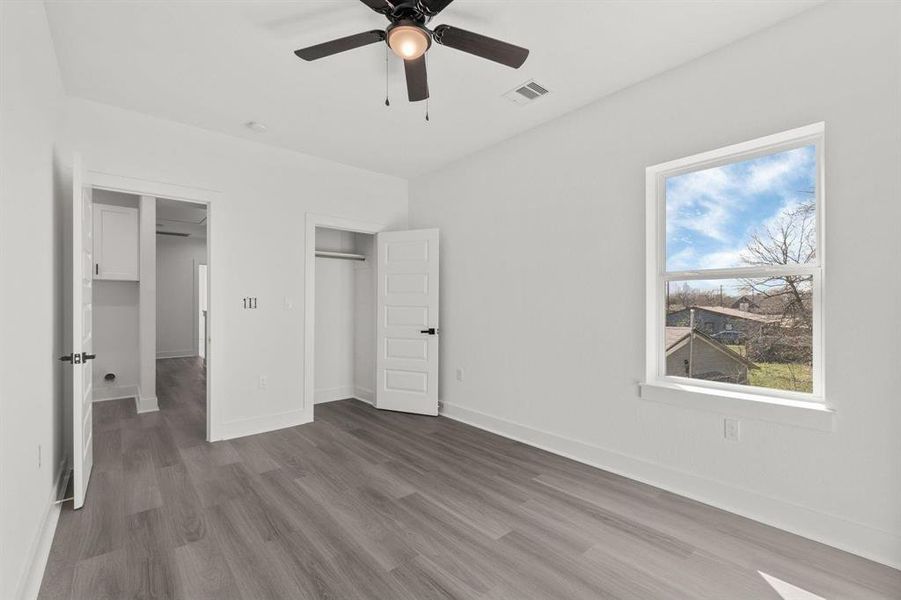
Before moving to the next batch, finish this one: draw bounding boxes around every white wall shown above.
[138,195,156,410]
[92,281,139,400]
[0,2,66,597]
[58,97,408,438]
[409,2,901,568]
[353,232,376,401]
[91,189,140,401]
[156,233,206,358]
[314,228,356,402]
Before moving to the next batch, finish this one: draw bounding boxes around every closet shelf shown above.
[315,250,366,261]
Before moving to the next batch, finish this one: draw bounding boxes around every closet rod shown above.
[315,250,366,261]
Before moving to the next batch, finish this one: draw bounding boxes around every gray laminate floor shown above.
[39,358,901,599]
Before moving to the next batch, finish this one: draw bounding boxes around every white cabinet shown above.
[93,203,139,280]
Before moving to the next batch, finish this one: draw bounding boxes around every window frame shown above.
[645,122,825,404]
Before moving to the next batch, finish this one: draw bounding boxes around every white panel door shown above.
[72,156,94,509]
[376,229,439,415]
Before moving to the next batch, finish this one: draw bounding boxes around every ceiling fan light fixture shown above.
[387,24,430,60]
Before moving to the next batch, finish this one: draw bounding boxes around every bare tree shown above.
[742,198,815,325]
[741,197,815,371]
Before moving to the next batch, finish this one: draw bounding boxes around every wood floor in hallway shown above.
[38,358,901,599]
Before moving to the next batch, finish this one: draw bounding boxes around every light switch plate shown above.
[724,418,741,442]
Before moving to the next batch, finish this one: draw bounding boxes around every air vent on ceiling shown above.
[503,80,550,105]
[157,231,190,237]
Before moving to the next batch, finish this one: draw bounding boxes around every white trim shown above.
[645,122,827,410]
[353,386,375,405]
[438,401,899,569]
[314,386,356,404]
[92,384,139,403]
[639,381,833,431]
[87,170,221,203]
[85,169,217,441]
[303,213,390,423]
[16,461,68,600]
[136,393,159,414]
[663,264,818,281]
[156,350,197,359]
[217,409,311,440]
[647,122,826,180]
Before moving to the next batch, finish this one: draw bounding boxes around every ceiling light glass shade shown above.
[387,25,430,60]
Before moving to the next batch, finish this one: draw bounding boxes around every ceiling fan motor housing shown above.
[386,2,434,23]
[386,20,433,55]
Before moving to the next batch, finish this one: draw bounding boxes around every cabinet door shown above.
[93,203,139,280]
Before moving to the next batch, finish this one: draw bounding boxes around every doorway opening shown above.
[155,198,208,442]
[312,226,376,412]
[304,213,440,420]
[88,189,209,443]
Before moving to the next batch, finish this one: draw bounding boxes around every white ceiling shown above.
[157,198,207,239]
[44,0,820,178]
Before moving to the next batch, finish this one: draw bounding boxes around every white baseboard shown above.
[136,394,158,414]
[438,400,901,570]
[92,384,139,402]
[353,386,374,405]
[217,408,311,440]
[314,386,356,404]
[17,461,67,600]
[156,350,196,359]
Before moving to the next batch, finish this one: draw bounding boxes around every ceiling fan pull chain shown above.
[385,45,390,107]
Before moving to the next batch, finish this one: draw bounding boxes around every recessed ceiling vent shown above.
[503,80,550,105]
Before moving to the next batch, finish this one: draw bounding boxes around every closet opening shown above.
[304,213,439,419]
[312,226,376,409]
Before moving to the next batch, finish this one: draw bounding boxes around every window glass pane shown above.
[665,278,812,393]
[666,145,816,272]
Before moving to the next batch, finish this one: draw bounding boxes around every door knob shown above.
[420,328,438,335]
[82,353,96,361]
[59,354,73,362]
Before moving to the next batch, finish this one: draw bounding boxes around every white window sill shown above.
[639,381,834,431]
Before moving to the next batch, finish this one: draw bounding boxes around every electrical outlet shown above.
[258,375,268,390]
[456,368,464,382]
[724,418,741,442]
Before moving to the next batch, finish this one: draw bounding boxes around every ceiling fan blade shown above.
[294,30,386,61]
[433,24,528,68]
[359,0,393,14]
[416,0,454,17]
[404,56,429,102]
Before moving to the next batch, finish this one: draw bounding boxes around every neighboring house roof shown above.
[670,305,779,324]
[665,326,759,369]
[730,296,760,309]
[666,326,693,349]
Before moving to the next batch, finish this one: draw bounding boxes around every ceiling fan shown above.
[294,0,529,102]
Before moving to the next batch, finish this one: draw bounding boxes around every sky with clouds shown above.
[665,144,816,275]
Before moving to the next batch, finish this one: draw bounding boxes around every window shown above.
[645,123,824,402]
